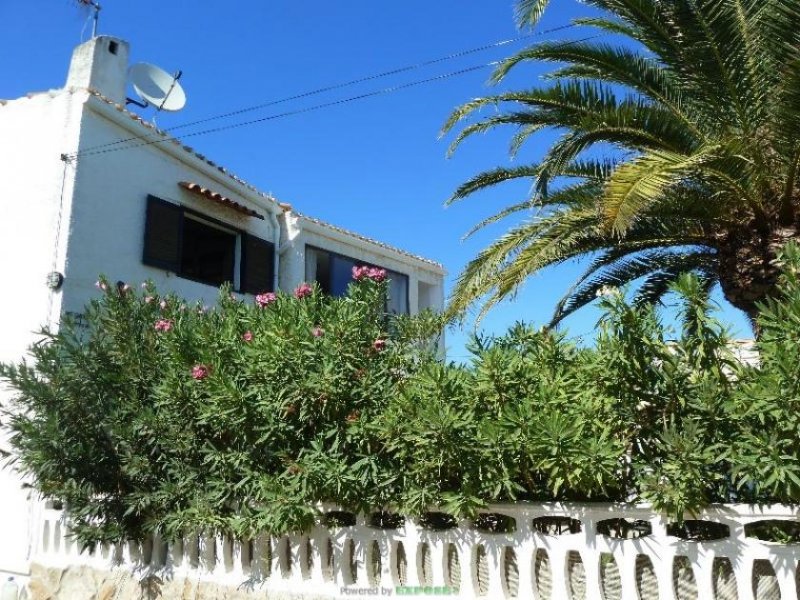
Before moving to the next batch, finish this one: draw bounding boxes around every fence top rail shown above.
[314,502,800,519]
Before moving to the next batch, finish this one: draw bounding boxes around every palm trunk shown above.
[717,222,800,334]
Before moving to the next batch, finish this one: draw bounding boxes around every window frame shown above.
[305,244,410,314]
[142,195,274,293]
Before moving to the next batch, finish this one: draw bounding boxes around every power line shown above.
[73,62,499,159]
[69,24,578,158]
[72,32,605,160]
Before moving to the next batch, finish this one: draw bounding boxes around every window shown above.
[143,195,274,293]
[305,245,409,314]
[180,215,236,287]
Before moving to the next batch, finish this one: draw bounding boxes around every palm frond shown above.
[550,248,717,324]
[503,41,704,139]
[447,205,601,320]
[460,180,613,244]
[441,84,602,137]
[440,96,505,136]
[634,261,717,307]
[509,123,545,158]
[462,199,536,240]
[514,0,553,27]
[536,122,692,196]
[446,114,545,158]
[447,165,541,205]
[601,147,722,235]
[571,16,640,38]
[561,159,620,181]
[589,0,688,65]
[760,0,800,68]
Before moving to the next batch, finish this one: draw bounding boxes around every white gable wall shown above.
[60,94,280,318]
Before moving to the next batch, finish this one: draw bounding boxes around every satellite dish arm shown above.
[126,97,149,108]
[157,71,183,112]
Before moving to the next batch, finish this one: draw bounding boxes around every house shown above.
[0,35,444,581]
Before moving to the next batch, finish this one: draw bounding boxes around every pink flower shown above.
[368,268,386,282]
[154,319,173,332]
[95,280,108,291]
[191,364,209,380]
[352,265,387,282]
[312,327,324,338]
[294,283,313,299]
[242,331,254,342]
[255,292,277,307]
[373,338,387,352]
[144,296,155,304]
[159,299,168,310]
[352,265,370,281]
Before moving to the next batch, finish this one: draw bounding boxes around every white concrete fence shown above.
[32,502,800,599]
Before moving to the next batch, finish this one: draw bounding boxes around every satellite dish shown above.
[127,63,186,112]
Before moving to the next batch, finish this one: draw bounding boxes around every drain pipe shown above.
[268,208,281,292]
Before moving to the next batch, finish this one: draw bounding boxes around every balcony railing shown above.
[33,502,800,599]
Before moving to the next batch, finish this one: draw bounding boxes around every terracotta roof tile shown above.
[178,181,265,220]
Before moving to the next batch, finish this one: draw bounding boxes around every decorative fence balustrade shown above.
[32,502,800,599]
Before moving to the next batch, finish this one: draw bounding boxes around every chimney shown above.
[65,36,129,104]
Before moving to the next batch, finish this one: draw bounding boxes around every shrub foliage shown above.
[4,246,800,546]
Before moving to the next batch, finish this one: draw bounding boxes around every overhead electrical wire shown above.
[70,30,604,160]
[73,62,499,158]
[167,25,579,134]
[68,23,577,158]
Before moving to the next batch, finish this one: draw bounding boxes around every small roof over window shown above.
[178,181,265,220]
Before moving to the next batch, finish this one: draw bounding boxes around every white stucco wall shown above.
[279,212,445,317]
[0,85,282,579]
[60,94,280,318]
[56,92,444,320]
[0,88,86,577]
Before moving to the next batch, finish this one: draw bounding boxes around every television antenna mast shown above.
[75,0,101,38]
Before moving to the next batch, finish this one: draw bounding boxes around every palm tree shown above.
[443,0,800,327]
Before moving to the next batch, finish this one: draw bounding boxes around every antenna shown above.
[75,0,101,37]
[127,63,187,116]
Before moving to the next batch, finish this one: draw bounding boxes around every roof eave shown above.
[80,90,284,218]
[297,214,446,275]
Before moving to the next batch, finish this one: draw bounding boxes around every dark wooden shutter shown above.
[240,233,275,294]
[143,195,182,271]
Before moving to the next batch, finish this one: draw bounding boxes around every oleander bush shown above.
[0,271,441,545]
[4,245,800,546]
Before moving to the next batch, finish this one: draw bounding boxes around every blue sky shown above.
[1,1,752,359]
